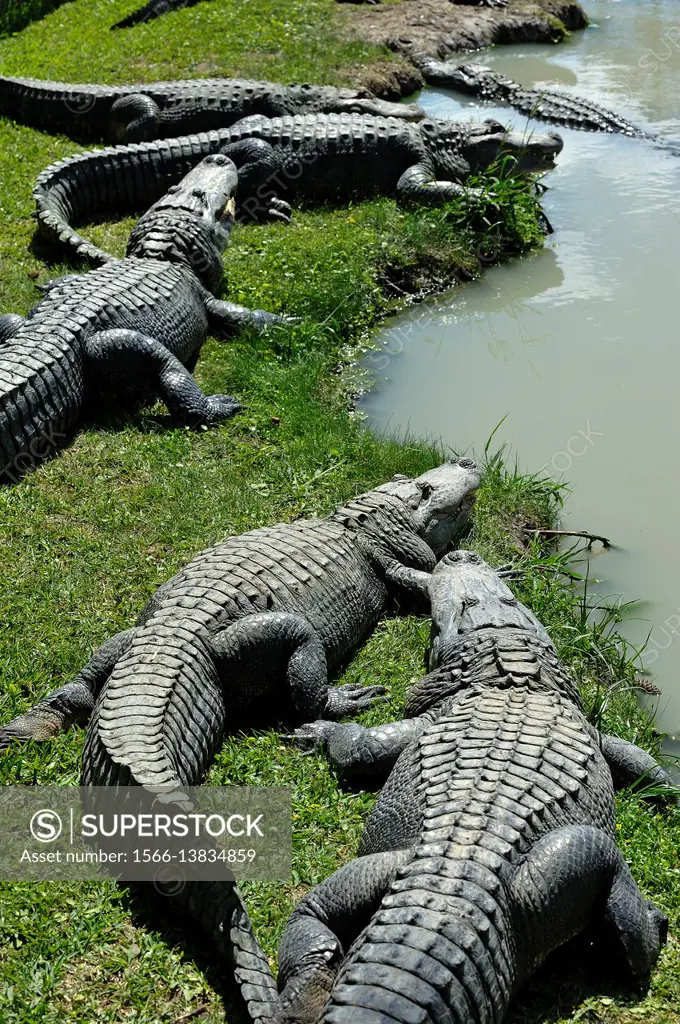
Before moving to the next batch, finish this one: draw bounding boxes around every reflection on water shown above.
[362,0,680,738]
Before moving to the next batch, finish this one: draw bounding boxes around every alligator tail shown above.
[33,132,229,265]
[0,337,83,483]
[325,851,513,1024]
[0,76,117,139]
[81,610,280,1018]
[82,608,227,789]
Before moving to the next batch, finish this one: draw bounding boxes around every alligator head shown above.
[427,117,563,177]
[292,83,426,120]
[427,550,552,667]
[125,153,238,293]
[377,457,481,556]
[438,62,515,99]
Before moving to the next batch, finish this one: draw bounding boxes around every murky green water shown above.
[362,0,680,747]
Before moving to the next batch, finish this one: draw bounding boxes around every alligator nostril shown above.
[458,458,475,469]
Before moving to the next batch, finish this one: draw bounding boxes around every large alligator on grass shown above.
[0,154,286,483]
[414,58,653,138]
[0,73,422,144]
[0,460,480,1019]
[274,550,671,1024]
[34,112,563,266]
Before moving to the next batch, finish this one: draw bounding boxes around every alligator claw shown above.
[264,199,293,224]
[256,312,301,331]
[324,683,388,719]
[284,720,340,753]
[204,395,242,424]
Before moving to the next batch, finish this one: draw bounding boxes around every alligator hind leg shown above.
[291,717,428,781]
[0,314,24,344]
[277,850,412,1023]
[219,139,293,223]
[0,629,134,753]
[512,824,667,979]
[600,733,677,798]
[210,612,387,721]
[205,295,295,335]
[84,328,241,426]
[109,94,160,142]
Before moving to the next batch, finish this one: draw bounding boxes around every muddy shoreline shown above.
[341,0,587,96]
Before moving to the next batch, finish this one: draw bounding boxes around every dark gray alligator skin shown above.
[0,73,422,144]
[275,551,671,1024]
[0,154,284,483]
[413,59,652,138]
[0,461,480,1018]
[33,112,564,266]
[112,0,211,29]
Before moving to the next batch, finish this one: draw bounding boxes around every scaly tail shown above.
[33,131,229,265]
[81,608,280,1018]
[0,329,84,483]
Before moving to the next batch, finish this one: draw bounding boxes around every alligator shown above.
[0,460,480,1019]
[413,58,652,138]
[112,0,211,30]
[274,550,671,1024]
[33,113,564,267]
[0,154,287,483]
[0,74,423,145]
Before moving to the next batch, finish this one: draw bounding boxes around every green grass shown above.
[0,0,677,1021]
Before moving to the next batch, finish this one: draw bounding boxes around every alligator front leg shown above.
[210,612,386,721]
[277,850,412,1024]
[512,824,667,980]
[600,733,677,797]
[353,532,435,609]
[218,139,294,223]
[291,717,428,781]
[205,296,295,336]
[0,314,24,343]
[397,163,482,205]
[0,629,134,753]
[84,329,241,425]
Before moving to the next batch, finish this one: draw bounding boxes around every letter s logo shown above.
[30,809,62,843]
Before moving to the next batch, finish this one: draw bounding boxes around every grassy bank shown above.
[0,1,678,1022]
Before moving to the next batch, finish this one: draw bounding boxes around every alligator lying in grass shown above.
[34,112,563,266]
[0,460,480,1019]
[413,58,652,137]
[0,74,422,144]
[0,154,286,483]
[275,551,671,1024]
[112,0,211,29]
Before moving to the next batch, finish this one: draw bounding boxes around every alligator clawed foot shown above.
[204,395,242,424]
[264,198,293,224]
[283,720,340,754]
[324,683,388,719]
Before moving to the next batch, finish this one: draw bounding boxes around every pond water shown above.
[361,0,680,759]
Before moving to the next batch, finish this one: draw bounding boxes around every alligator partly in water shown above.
[414,58,653,137]
[33,112,563,266]
[275,551,671,1023]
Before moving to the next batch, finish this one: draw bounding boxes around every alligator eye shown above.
[420,483,433,500]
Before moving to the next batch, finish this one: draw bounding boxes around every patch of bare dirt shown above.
[339,0,587,67]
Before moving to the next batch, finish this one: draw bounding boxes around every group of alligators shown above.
[0,3,675,1023]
